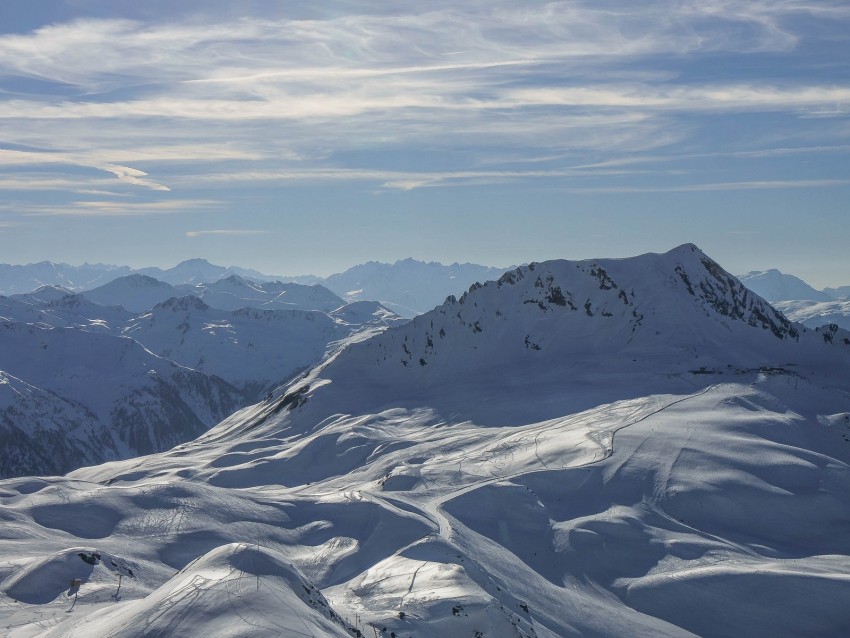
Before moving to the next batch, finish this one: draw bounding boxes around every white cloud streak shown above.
[22,199,221,217]
[185,229,272,238]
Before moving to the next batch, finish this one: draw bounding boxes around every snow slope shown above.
[1,245,849,637]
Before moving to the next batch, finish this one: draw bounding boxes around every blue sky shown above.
[0,1,848,285]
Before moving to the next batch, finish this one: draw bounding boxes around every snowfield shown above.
[1,245,849,637]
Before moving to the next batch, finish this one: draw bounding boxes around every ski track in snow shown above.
[386,385,719,544]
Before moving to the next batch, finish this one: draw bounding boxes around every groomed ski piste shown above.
[1,244,849,637]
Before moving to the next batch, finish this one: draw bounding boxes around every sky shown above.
[0,1,848,286]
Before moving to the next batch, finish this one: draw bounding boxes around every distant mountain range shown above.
[0,258,514,318]
[737,269,834,302]
[322,258,512,316]
[738,268,850,330]
[2,244,848,637]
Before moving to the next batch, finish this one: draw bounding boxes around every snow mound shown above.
[2,548,97,604]
[2,548,135,606]
[62,543,351,638]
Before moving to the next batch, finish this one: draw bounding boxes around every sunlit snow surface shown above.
[1,245,849,637]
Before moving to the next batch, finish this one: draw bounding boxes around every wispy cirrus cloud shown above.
[0,149,170,191]
[0,1,848,220]
[175,167,849,193]
[185,229,271,238]
[23,199,220,217]
[556,178,850,194]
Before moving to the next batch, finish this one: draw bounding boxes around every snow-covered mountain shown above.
[9,285,74,305]
[186,275,345,313]
[738,268,833,302]
[0,322,243,478]
[81,275,181,313]
[0,258,512,319]
[136,258,287,287]
[123,296,356,400]
[0,259,293,296]
[1,292,131,332]
[81,273,345,314]
[0,292,405,476]
[1,244,849,637]
[81,274,345,313]
[736,270,850,330]
[323,258,512,317]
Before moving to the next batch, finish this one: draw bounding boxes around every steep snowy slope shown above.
[1,245,849,638]
[0,322,242,478]
[775,299,850,330]
[738,268,832,302]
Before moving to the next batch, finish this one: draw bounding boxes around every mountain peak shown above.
[175,258,214,267]
[120,274,170,287]
[296,246,835,419]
